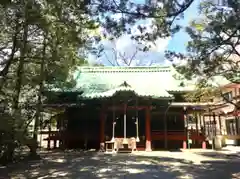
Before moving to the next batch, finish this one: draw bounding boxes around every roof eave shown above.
[79,95,174,100]
[170,102,216,107]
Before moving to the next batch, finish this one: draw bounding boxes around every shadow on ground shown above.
[195,151,240,160]
[0,150,240,179]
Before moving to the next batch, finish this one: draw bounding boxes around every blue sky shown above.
[167,0,200,53]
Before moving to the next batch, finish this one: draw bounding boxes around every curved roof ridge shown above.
[81,81,173,99]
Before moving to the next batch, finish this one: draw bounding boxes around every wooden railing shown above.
[40,131,99,141]
[41,130,207,142]
[223,135,240,140]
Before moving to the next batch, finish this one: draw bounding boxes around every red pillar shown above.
[202,115,207,149]
[183,141,187,149]
[100,109,105,151]
[202,141,206,149]
[183,108,187,149]
[145,107,152,151]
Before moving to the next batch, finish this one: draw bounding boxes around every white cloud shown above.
[87,18,171,66]
[115,35,134,51]
[131,19,170,53]
[163,56,188,66]
[87,54,98,65]
[89,33,170,66]
[149,37,170,52]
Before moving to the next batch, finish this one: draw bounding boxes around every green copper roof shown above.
[73,66,194,99]
[81,82,172,99]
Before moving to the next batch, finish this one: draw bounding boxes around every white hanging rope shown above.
[136,98,140,142]
[111,100,116,142]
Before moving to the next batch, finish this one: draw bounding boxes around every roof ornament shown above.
[119,81,131,87]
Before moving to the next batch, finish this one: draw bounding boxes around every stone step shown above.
[117,148,132,153]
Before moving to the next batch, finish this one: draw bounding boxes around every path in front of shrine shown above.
[1,150,240,179]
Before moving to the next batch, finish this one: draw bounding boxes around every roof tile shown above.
[74,66,194,99]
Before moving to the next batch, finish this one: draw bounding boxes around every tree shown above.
[0,0,93,162]
[166,1,240,107]
[91,0,194,40]
[169,1,240,81]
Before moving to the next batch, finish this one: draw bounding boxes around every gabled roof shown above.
[73,66,194,100]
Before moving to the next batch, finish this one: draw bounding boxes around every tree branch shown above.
[109,0,194,19]
[128,47,138,66]
[219,89,240,109]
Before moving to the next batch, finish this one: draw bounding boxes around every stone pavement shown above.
[0,150,240,179]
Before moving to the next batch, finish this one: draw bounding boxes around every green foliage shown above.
[0,110,34,163]
[165,1,240,104]
[94,0,193,39]
[184,82,218,102]
[168,1,240,84]
[0,0,95,162]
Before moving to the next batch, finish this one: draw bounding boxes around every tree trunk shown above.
[5,4,29,162]
[31,32,47,156]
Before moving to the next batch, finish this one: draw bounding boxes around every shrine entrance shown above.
[115,111,137,138]
[104,102,149,151]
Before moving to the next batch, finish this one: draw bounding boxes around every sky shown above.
[88,0,201,66]
[167,0,200,53]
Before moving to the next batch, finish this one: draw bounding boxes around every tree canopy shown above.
[165,1,240,107]
[168,1,240,84]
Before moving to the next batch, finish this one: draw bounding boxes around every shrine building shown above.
[42,66,212,152]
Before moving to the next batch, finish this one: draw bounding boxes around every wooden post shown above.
[164,107,168,149]
[111,100,116,142]
[195,111,199,136]
[145,107,152,151]
[218,115,222,135]
[123,103,128,144]
[202,115,206,149]
[47,138,50,150]
[183,107,187,149]
[213,112,217,136]
[209,114,212,137]
[135,98,140,142]
[100,108,105,151]
[203,115,206,135]
[236,118,239,135]
[186,112,190,149]
[53,140,57,149]
[47,124,51,150]
[210,113,215,150]
[195,111,199,147]
[235,113,239,135]
[199,113,202,128]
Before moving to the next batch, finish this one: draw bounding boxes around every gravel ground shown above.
[0,150,240,179]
